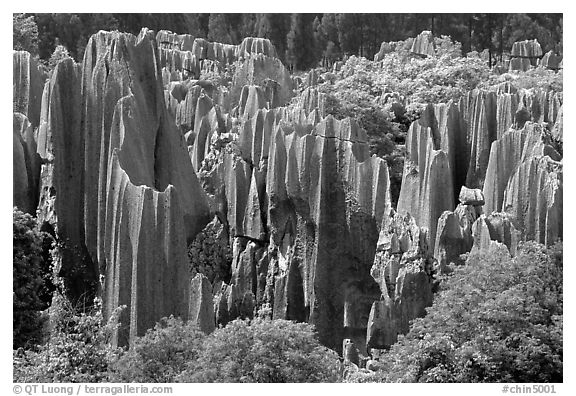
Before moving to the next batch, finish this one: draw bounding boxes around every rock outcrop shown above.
[367,211,434,349]
[509,39,543,72]
[31,30,211,345]
[540,50,562,70]
[13,51,45,128]
[230,54,293,110]
[483,123,560,215]
[13,51,46,213]
[410,31,435,57]
[397,104,455,251]
[502,155,562,245]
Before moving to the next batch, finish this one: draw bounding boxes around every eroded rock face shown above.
[367,211,434,349]
[410,31,435,57]
[540,50,562,70]
[397,105,455,251]
[21,27,563,355]
[503,155,562,245]
[36,59,96,299]
[32,30,211,345]
[230,54,293,110]
[483,123,560,215]
[13,51,45,128]
[13,113,41,214]
[13,51,46,213]
[189,274,216,334]
[509,39,543,72]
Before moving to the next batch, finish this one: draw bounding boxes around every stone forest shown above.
[13,13,563,383]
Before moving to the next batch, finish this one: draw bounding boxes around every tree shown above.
[312,16,327,66]
[176,317,341,382]
[13,13,39,55]
[254,14,291,63]
[13,209,53,349]
[48,45,71,70]
[286,14,318,71]
[336,14,362,56]
[13,294,123,382]
[350,241,563,383]
[110,316,205,383]
[208,13,232,44]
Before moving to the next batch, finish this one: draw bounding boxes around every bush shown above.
[13,13,39,55]
[13,209,53,349]
[13,294,123,382]
[177,317,341,383]
[188,217,232,285]
[350,241,562,383]
[110,316,205,383]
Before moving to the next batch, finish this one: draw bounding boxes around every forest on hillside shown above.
[14,13,563,70]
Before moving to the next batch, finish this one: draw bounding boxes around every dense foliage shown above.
[176,318,341,383]
[14,13,562,70]
[110,316,205,383]
[13,295,123,382]
[348,242,563,383]
[13,209,53,349]
[316,36,495,205]
[187,217,232,285]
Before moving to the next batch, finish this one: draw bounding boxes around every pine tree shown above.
[312,16,327,66]
[208,13,232,43]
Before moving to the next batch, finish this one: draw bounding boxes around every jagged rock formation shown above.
[198,114,392,352]
[13,51,45,213]
[483,122,561,215]
[509,39,543,72]
[397,104,455,251]
[410,31,435,57]
[367,211,434,349]
[230,54,293,110]
[13,51,45,129]
[374,42,396,61]
[13,27,563,356]
[238,37,277,60]
[13,113,41,214]
[502,155,562,245]
[471,213,520,255]
[29,30,211,345]
[189,274,216,334]
[540,50,562,70]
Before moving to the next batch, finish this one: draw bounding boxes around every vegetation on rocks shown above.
[13,13,563,384]
[13,294,123,382]
[13,209,53,349]
[176,318,341,383]
[348,242,563,383]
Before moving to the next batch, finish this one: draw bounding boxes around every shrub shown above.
[13,294,123,382]
[187,216,232,284]
[349,241,562,383]
[13,209,53,349]
[48,45,71,70]
[177,317,341,383]
[109,316,205,383]
[13,13,39,55]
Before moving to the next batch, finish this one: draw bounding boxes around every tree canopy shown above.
[14,13,562,70]
[349,241,563,383]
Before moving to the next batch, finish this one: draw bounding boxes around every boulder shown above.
[458,186,484,206]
